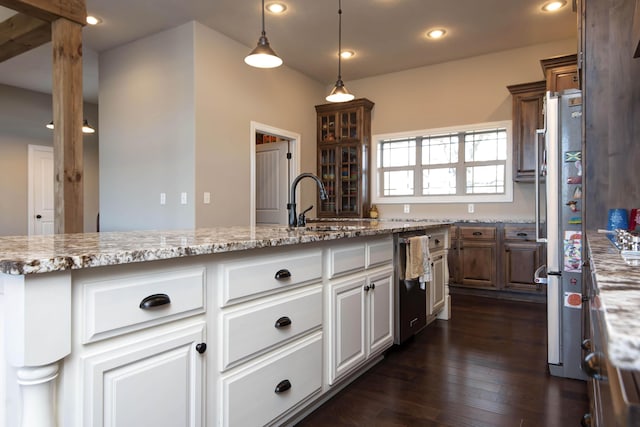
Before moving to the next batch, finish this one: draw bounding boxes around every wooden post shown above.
[52,18,83,234]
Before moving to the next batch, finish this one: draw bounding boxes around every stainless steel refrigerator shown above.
[534,89,586,381]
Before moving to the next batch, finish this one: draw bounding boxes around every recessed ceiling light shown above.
[426,28,447,40]
[266,2,287,14]
[541,1,566,12]
[340,50,355,59]
[86,15,102,25]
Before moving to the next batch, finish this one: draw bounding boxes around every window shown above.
[373,121,512,203]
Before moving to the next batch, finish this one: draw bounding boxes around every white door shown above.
[28,145,54,235]
[256,141,290,225]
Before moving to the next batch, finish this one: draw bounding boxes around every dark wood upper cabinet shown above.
[507,81,546,182]
[540,54,580,93]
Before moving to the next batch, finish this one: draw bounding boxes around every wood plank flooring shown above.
[295,294,588,427]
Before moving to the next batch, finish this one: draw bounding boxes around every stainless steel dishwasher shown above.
[394,230,429,344]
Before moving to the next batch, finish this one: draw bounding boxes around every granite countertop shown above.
[586,231,640,370]
[0,220,450,275]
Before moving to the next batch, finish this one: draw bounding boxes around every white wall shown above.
[346,38,577,221]
[99,21,325,230]
[193,22,325,227]
[99,23,197,231]
[0,84,99,236]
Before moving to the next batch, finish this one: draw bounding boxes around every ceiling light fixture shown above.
[426,28,447,39]
[86,15,102,25]
[244,0,283,68]
[340,50,355,59]
[326,0,355,103]
[266,2,287,14]
[46,119,96,134]
[541,1,566,12]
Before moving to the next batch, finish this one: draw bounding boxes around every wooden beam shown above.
[0,12,50,63]
[52,17,83,234]
[0,0,86,26]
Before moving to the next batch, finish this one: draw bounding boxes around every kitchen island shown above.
[584,232,640,426]
[0,220,450,427]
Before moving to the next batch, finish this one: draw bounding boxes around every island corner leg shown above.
[16,363,61,427]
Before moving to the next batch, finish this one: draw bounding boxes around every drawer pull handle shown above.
[196,343,207,354]
[582,352,605,380]
[275,269,291,280]
[275,316,292,328]
[516,232,528,237]
[275,379,292,394]
[472,231,482,236]
[434,239,441,245]
[139,293,171,310]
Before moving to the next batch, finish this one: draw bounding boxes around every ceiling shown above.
[0,0,577,103]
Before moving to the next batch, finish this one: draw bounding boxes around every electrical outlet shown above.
[468,203,474,213]
[203,192,211,204]
[160,193,166,205]
[403,204,410,213]
[181,192,187,205]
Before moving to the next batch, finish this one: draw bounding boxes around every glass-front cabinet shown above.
[315,98,374,218]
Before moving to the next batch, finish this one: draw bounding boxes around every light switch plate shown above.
[403,204,410,213]
[181,192,187,205]
[160,193,166,205]
[468,203,474,213]
[203,192,211,204]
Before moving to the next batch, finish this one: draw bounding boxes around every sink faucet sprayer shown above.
[288,173,328,227]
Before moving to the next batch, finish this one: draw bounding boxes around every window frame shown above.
[372,120,513,204]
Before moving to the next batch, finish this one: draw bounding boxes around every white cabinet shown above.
[82,323,206,427]
[429,251,447,316]
[216,247,324,426]
[328,266,394,385]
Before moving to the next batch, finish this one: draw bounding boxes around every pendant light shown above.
[46,119,96,134]
[326,0,355,103]
[244,0,283,68]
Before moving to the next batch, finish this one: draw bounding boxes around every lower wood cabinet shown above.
[328,266,394,385]
[449,223,545,297]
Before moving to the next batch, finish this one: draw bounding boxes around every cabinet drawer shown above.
[82,267,205,343]
[220,250,322,306]
[366,237,393,268]
[329,242,366,278]
[428,230,448,251]
[221,287,322,370]
[459,226,496,241]
[504,226,535,241]
[220,333,323,427]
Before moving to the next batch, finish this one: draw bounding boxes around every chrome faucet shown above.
[288,173,328,227]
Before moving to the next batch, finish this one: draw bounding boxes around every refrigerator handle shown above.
[535,128,547,244]
[534,264,547,290]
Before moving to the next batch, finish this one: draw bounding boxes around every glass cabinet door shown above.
[319,113,338,143]
[339,144,360,214]
[319,147,337,215]
[339,109,359,140]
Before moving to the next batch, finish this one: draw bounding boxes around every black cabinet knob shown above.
[581,413,592,427]
[195,343,207,354]
[139,293,171,309]
[516,232,528,237]
[275,316,292,328]
[36,214,42,219]
[472,231,482,236]
[275,269,291,280]
[370,283,376,290]
[363,285,370,291]
[582,352,605,380]
[274,379,292,394]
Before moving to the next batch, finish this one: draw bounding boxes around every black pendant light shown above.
[326,0,354,102]
[244,0,283,68]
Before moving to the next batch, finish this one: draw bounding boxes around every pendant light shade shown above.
[244,0,283,68]
[326,0,354,103]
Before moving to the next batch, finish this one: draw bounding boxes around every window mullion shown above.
[456,131,465,196]
[415,136,423,197]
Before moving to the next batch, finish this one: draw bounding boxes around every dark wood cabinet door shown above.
[507,81,546,182]
[459,241,497,289]
[540,54,579,93]
[503,242,544,293]
[448,238,460,284]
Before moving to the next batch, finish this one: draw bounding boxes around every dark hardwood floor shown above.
[296,294,588,427]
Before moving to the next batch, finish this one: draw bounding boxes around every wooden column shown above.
[52,18,83,234]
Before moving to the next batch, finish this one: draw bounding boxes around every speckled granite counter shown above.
[587,231,640,370]
[0,220,449,275]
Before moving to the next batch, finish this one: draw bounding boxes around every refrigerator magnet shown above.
[564,151,581,162]
[564,292,582,309]
[566,200,578,212]
[573,186,582,199]
[567,176,582,184]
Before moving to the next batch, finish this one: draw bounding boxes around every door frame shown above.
[27,144,53,235]
[249,122,300,227]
